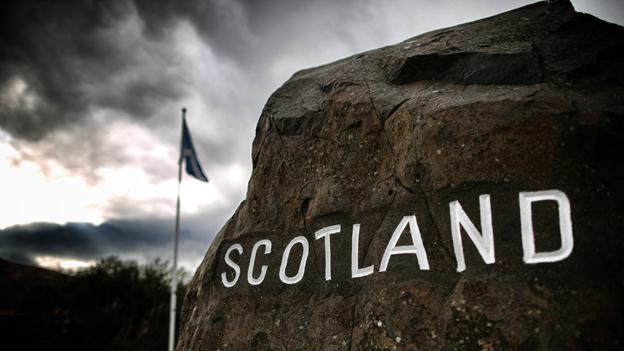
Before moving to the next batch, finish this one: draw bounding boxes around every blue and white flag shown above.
[180,117,209,182]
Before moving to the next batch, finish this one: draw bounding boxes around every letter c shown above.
[248,239,272,285]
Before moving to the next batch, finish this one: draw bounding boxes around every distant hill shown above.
[0,257,185,351]
[0,258,67,313]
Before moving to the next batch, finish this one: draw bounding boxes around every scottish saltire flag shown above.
[180,117,209,182]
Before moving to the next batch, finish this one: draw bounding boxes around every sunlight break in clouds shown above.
[35,255,96,271]
[0,127,232,229]
[0,137,105,228]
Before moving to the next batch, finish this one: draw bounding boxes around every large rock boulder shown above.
[178,1,624,349]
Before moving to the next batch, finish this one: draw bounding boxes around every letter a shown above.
[380,215,430,272]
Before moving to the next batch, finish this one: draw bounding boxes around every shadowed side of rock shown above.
[178,1,624,350]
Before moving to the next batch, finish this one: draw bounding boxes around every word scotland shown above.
[221,190,573,288]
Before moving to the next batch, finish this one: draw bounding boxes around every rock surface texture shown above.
[178,1,624,350]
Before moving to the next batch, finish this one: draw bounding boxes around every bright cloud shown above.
[35,255,96,271]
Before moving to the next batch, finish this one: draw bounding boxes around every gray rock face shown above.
[177,1,624,350]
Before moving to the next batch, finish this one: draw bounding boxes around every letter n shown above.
[449,194,495,272]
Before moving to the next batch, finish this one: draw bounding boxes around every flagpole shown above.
[168,107,185,351]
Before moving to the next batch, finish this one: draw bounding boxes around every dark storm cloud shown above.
[0,209,229,270]
[0,0,264,188]
[1,0,132,140]
[135,0,255,57]
[134,0,363,66]
[0,0,377,142]
[2,0,622,142]
[0,223,101,264]
[1,0,251,141]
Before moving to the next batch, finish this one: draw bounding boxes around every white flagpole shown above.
[168,107,185,351]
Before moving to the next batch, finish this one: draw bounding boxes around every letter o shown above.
[279,236,309,285]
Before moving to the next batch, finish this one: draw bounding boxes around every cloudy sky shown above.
[1,0,622,273]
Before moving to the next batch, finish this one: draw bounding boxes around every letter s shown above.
[221,244,243,288]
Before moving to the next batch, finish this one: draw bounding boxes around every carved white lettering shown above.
[380,215,430,272]
[248,239,271,285]
[449,194,495,272]
[279,236,309,284]
[519,190,573,264]
[221,244,243,288]
[351,224,374,278]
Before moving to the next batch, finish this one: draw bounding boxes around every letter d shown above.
[519,190,573,264]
